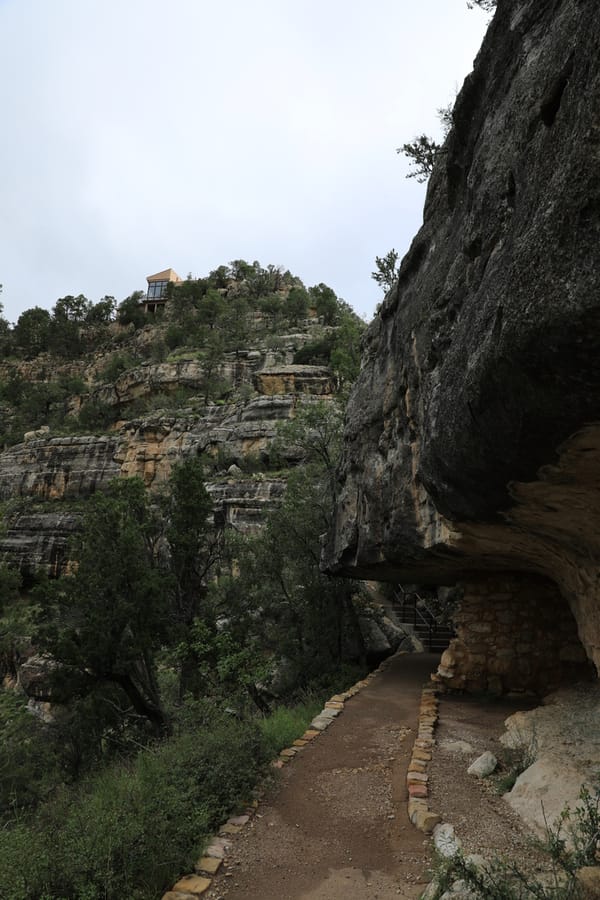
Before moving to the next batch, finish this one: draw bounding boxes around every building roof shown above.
[146,268,182,283]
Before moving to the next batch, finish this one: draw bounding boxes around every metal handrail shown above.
[392,584,454,651]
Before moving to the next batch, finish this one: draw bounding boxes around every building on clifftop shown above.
[143,268,183,314]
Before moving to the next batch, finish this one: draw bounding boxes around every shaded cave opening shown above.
[434,573,595,697]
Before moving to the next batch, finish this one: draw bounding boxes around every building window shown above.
[147,281,168,300]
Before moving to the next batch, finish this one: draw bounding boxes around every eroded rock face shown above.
[206,478,287,532]
[501,682,600,835]
[89,355,333,411]
[115,394,306,486]
[0,436,121,501]
[0,394,315,569]
[324,0,600,668]
[0,511,81,576]
[253,366,336,397]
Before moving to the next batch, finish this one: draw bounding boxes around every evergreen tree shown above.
[371,249,400,294]
[35,479,171,735]
[13,307,51,357]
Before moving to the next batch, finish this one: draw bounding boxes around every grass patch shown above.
[259,697,322,756]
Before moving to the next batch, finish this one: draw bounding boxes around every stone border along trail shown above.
[163,651,441,900]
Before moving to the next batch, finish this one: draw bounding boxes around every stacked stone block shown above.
[434,575,592,695]
[407,686,442,834]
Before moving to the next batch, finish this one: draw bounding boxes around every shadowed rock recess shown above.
[324,0,600,681]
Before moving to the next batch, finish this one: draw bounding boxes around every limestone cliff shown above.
[324,0,600,673]
[0,293,346,575]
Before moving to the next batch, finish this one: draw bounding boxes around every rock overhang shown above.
[323,0,600,666]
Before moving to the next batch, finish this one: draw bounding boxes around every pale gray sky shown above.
[0,0,489,323]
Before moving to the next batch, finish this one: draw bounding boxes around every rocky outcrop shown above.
[0,510,81,576]
[92,360,208,408]
[115,395,305,486]
[501,681,600,835]
[91,358,333,409]
[0,392,320,569]
[324,1,600,670]
[206,478,287,532]
[0,436,121,501]
[253,366,335,397]
[0,393,314,502]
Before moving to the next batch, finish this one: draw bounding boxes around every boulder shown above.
[433,823,462,859]
[467,751,498,778]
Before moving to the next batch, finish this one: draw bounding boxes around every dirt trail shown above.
[208,653,440,900]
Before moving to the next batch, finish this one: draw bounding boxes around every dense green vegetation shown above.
[0,429,369,897]
[0,264,371,897]
[0,704,293,899]
[0,259,364,445]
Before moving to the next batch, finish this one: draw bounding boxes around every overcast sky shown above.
[0,1,489,324]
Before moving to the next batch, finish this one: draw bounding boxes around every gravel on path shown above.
[206,653,441,900]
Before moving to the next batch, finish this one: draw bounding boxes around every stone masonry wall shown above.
[434,575,594,696]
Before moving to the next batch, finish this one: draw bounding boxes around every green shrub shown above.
[0,714,270,900]
[293,334,334,366]
[58,375,86,395]
[0,824,52,900]
[99,353,138,383]
[165,324,186,351]
[77,399,114,431]
[0,692,64,817]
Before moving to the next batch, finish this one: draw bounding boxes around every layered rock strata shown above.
[324,0,600,673]
[0,436,121,501]
[0,392,326,571]
[0,511,81,578]
[90,360,333,410]
[0,395,312,502]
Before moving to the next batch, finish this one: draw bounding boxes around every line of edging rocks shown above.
[161,660,393,899]
[406,683,443,835]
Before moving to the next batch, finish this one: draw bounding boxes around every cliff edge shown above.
[324,0,600,670]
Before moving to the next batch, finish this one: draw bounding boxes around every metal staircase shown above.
[391,585,455,654]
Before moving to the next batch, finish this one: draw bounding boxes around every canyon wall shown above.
[324,0,600,673]
[0,388,325,574]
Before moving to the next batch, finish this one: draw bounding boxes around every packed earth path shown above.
[206,653,440,900]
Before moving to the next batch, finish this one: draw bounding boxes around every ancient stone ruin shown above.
[324,0,600,694]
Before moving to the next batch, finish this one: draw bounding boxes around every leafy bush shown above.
[0,692,65,817]
[293,334,334,366]
[117,293,147,330]
[58,375,86,395]
[0,713,270,900]
[77,398,114,431]
[0,375,92,444]
[165,324,187,351]
[99,353,139,383]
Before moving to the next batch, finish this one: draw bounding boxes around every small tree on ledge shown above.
[371,249,400,294]
[397,135,441,182]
